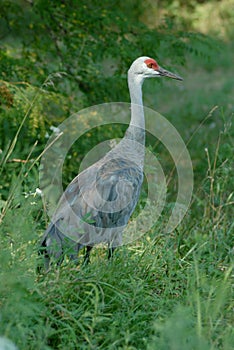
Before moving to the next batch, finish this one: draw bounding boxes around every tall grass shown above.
[0,44,233,350]
[1,109,233,350]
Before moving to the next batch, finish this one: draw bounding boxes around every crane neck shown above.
[127,73,145,145]
[111,72,145,170]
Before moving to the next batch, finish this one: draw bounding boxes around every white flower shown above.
[50,125,61,135]
[24,188,43,198]
[35,188,43,196]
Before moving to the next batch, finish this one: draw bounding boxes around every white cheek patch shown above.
[150,70,160,76]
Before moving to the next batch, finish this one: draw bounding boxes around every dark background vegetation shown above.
[0,0,233,349]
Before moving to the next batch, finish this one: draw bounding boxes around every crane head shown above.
[128,56,183,82]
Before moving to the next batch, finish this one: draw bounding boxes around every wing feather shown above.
[51,157,143,244]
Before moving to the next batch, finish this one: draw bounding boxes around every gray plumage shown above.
[38,56,182,269]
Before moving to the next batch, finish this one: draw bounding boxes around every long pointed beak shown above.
[158,66,183,81]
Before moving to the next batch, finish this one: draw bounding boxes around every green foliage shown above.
[0,0,233,349]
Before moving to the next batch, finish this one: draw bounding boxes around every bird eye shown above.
[147,63,154,68]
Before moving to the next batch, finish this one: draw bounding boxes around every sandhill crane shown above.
[38,56,182,270]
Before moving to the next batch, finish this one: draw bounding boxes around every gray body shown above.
[39,126,144,267]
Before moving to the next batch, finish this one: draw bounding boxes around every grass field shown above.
[0,34,233,350]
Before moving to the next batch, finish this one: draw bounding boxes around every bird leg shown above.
[83,245,93,265]
[67,242,82,265]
